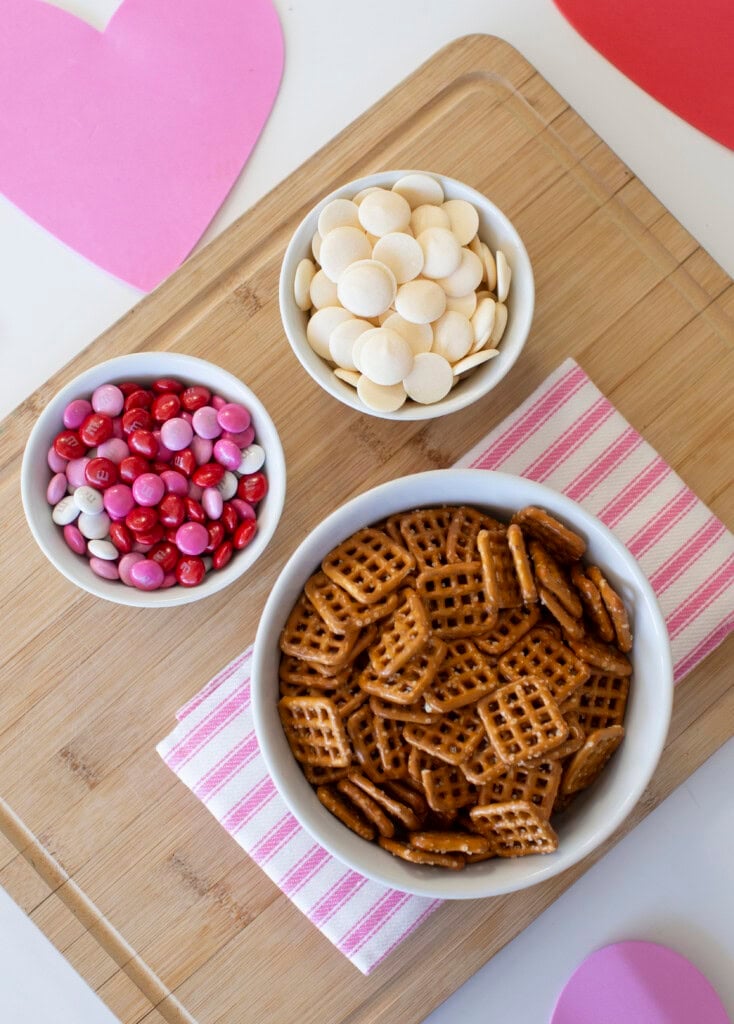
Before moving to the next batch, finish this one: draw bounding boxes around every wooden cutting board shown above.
[0,35,732,1024]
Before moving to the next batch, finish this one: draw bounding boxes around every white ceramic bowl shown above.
[279,170,534,421]
[21,352,286,608]
[252,470,672,899]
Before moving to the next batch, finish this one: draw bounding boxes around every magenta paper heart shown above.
[0,0,283,290]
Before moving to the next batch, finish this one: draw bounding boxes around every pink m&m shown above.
[216,402,250,434]
[132,473,166,507]
[129,558,165,591]
[103,484,135,519]
[175,522,209,556]
[63,523,87,554]
[213,438,241,471]
[63,398,92,429]
[160,470,188,496]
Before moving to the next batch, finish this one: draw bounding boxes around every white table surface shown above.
[0,1,731,1021]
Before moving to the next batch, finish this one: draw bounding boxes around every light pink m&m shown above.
[97,438,129,464]
[47,473,67,505]
[160,416,193,452]
[89,556,120,580]
[191,406,221,440]
[202,487,223,520]
[66,457,91,489]
[92,384,124,416]
[132,473,166,507]
[118,551,144,586]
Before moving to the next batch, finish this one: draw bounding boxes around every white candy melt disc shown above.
[294,258,316,311]
[371,232,424,284]
[491,302,509,344]
[410,204,450,236]
[481,243,497,291]
[496,250,512,302]
[317,198,360,237]
[395,279,446,324]
[382,312,433,355]
[452,349,500,376]
[392,173,444,208]
[311,231,322,262]
[337,260,397,318]
[352,330,371,372]
[442,199,480,246]
[403,352,453,404]
[329,318,372,370]
[358,327,414,386]
[306,306,353,359]
[357,376,407,413]
[437,248,484,297]
[357,189,412,237]
[431,310,474,362]
[469,234,483,259]
[334,367,360,387]
[471,297,496,351]
[319,226,371,282]
[417,227,462,279]
[353,186,380,205]
[309,269,339,309]
[445,291,477,317]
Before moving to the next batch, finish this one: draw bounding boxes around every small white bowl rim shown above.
[252,469,673,899]
[279,169,535,421]
[21,352,286,608]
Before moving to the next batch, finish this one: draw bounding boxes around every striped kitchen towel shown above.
[157,358,734,974]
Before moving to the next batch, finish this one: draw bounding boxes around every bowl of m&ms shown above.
[21,352,286,607]
[279,170,534,420]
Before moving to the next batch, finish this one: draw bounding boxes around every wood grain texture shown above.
[0,35,731,1024]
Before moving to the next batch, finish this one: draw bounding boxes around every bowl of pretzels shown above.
[252,469,672,898]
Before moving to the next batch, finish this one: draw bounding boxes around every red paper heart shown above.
[0,0,283,290]
[554,0,734,151]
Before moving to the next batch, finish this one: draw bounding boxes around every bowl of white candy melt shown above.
[279,170,534,420]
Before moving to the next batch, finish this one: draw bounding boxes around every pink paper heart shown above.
[0,0,283,290]
[551,941,731,1024]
